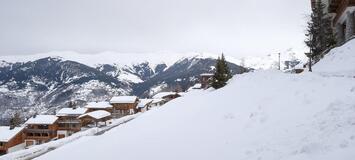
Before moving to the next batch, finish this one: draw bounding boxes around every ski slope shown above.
[33,69,355,160]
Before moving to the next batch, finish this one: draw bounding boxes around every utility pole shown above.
[278,53,281,70]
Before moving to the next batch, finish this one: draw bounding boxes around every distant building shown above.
[153,92,181,102]
[84,101,113,113]
[200,73,214,89]
[78,110,112,127]
[0,126,25,155]
[150,99,166,107]
[110,96,139,118]
[312,0,355,44]
[24,115,59,146]
[136,99,153,112]
[56,108,88,138]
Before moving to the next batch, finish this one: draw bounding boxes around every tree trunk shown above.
[308,57,312,72]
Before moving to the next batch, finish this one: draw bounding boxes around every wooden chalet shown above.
[200,73,214,89]
[153,92,181,102]
[313,0,355,44]
[109,96,139,118]
[56,107,88,138]
[0,126,25,155]
[84,101,113,113]
[78,110,112,127]
[150,99,166,107]
[24,115,58,146]
[136,99,153,112]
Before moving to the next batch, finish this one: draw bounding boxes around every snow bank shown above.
[314,39,355,76]
[34,71,355,160]
[0,114,139,160]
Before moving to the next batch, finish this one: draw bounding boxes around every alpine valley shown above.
[0,52,251,124]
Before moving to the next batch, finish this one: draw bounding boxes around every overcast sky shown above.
[0,0,311,58]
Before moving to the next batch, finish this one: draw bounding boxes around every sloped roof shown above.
[25,115,58,125]
[84,102,113,109]
[57,108,88,116]
[0,126,24,142]
[78,110,111,120]
[151,98,165,103]
[110,96,138,104]
[152,92,180,99]
[137,99,153,108]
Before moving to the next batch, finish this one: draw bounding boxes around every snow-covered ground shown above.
[3,41,354,160]
[313,39,355,77]
[29,69,355,160]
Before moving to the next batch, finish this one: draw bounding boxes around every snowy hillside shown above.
[31,69,355,160]
[313,39,355,76]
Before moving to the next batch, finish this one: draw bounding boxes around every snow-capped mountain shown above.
[240,49,305,70]
[0,53,248,125]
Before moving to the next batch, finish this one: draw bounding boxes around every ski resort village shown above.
[1,0,355,159]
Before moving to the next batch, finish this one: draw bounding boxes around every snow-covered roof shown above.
[25,115,58,125]
[56,108,88,116]
[151,98,165,103]
[78,110,111,120]
[84,102,113,109]
[137,99,153,108]
[200,73,214,76]
[0,126,24,142]
[152,92,180,99]
[110,96,138,104]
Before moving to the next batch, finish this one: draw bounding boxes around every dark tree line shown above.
[211,54,232,89]
[305,1,336,72]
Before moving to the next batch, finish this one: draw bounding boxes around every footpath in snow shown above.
[0,114,139,160]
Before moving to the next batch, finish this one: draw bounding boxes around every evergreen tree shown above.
[211,54,232,89]
[305,1,336,71]
[9,112,22,129]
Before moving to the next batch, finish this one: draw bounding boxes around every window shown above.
[38,125,49,129]
[0,142,5,147]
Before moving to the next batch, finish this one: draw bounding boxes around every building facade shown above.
[24,115,59,146]
[0,127,25,155]
[110,96,139,118]
[313,0,355,44]
[56,108,88,138]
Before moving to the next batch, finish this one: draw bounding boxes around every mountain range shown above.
[0,53,250,125]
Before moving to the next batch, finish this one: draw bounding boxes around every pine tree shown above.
[305,1,336,71]
[211,54,232,89]
[9,112,22,129]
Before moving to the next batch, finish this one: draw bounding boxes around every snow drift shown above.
[33,70,355,160]
[314,39,355,76]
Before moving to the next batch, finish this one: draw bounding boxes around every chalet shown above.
[0,126,25,155]
[200,73,214,89]
[150,99,166,107]
[109,96,139,118]
[78,110,112,127]
[24,115,58,146]
[136,99,153,112]
[84,101,113,113]
[56,108,88,138]
[153,92,181,102]
[312,0,355,44]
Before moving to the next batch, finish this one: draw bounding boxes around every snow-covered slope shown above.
[34,70,355,160]
[314,39,355,76]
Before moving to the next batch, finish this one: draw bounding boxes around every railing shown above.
[25,129,56,134]
[58,120,81,124]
